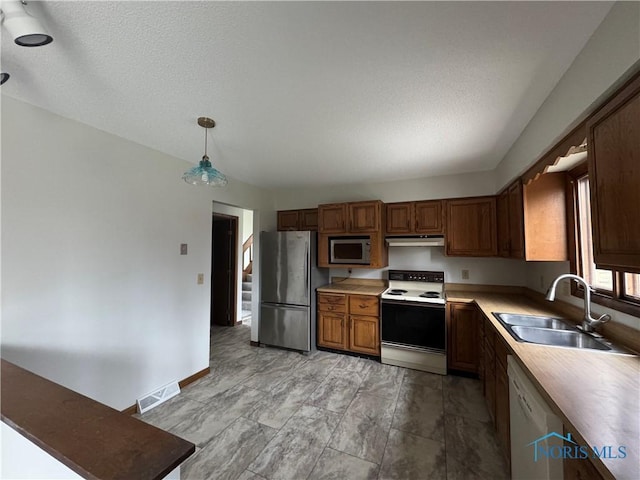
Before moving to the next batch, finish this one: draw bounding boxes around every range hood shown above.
[386,235,445,247]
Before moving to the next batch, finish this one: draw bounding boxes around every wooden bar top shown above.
[447,290,639,480]
[1,359,195,480]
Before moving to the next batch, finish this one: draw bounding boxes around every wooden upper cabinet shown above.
[319,200,383,234]
[508,181,525,259]
[415,201,443,234]
[277,208,318,231]
[587,74,640,273]
[277,210,300,231]
[497,191,510,257]
[523,173,567,261]
[318,203,347,233]
[386,200,443,235]
[386,202,413,234]
[446,197,497,257]
[299,208,318,231]
[349,201,381,233]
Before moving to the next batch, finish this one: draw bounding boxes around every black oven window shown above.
[382,303,445,351]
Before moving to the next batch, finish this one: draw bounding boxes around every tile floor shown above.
[137,324,509,480]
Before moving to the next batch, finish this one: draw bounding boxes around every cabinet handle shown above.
[359,303,368,308]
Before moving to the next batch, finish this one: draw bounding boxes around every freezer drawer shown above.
[260,303,311,352]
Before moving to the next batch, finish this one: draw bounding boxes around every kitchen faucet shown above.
[545,274,611,333]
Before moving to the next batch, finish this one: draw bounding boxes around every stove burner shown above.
[387,289,408,295]
[419,291,441,298]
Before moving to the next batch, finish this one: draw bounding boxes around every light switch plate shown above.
[197,273,204,285]
[180,244,188,255]
[461,269,470,280]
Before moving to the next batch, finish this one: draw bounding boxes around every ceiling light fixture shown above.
[0,72,9,85]
[1,0,53,47]
[182,117,228,187]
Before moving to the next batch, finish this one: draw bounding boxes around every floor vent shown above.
[137,381,180,414]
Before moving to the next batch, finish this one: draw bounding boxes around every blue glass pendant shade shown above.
[183,155,228,186]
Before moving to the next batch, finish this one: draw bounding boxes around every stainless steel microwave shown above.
[329,237,371,265]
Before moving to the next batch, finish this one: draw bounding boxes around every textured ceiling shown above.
[1,1,612,188]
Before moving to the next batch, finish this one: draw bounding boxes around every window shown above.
[571,168,640,314]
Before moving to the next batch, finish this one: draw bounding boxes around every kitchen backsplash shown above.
[329,246,527,286]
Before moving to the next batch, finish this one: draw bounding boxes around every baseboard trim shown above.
[121,367,211,415]
[250,340,260,347]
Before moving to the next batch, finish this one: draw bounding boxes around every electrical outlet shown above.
[180,243,188,255]
[461,269,469,280]
[197,273,204,285]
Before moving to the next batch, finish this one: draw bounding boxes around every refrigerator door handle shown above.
[304,241,309,299]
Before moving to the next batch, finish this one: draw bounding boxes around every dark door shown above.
[211,214,238,326]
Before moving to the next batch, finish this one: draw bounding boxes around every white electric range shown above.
[380,270,447,375]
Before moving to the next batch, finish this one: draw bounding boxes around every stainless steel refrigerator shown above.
[259,231,329,352]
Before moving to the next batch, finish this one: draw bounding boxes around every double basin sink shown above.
[492,312,621,352]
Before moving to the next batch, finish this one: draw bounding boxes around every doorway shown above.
[211,213,238,326]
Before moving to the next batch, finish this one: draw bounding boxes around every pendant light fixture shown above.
[182,117,228,187]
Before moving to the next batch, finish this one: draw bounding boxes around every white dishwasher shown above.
[508,356,564,480]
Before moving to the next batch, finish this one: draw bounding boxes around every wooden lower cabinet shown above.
[495,360,511,467]
[349,314,379,355]
[317,292,380,355]
[563,425,604,480]
[447,302,479,373]
[318,311,347,350]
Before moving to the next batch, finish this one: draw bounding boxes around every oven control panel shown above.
[388,270,444,283]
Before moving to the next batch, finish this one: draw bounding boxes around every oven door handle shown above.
[381,299,445,309]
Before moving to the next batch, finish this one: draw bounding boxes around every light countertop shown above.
[447,290,639,480]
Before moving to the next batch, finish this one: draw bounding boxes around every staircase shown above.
[241,234,253,323]
[242,274,253,312]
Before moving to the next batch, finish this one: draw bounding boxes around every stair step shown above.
[242,301,252,310]
[244,273,253,282]
[242,282,252,291]
[242,291,252,301]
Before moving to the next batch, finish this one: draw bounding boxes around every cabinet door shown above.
[318,312,347,350]
[348,315,380,355]
[299,208,318,231]
[386,202,414,234]
[415,200,443,234]
[447,302,479,373]
[563,425,604,480]
[495,364,511,464]
[497,191,510,257]
[587,75,640,272]
[318,204,347,234]
[277,210,300,231]
[508,181,525,259]
[349,201,380,233]
[446,197,497,256]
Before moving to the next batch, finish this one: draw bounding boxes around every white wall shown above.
[273,170,497,210]
[1,96,274,409]
[242,209,254,243]
[496,1,640,190]
[331,247,526,286]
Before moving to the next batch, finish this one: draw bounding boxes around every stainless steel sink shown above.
[510,325,611,350]
[492,312,623,353]
[494,313,574,330]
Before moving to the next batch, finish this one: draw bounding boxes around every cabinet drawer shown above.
[318,303,346,313]
[348,295,379,316]
[318,293,346,305]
